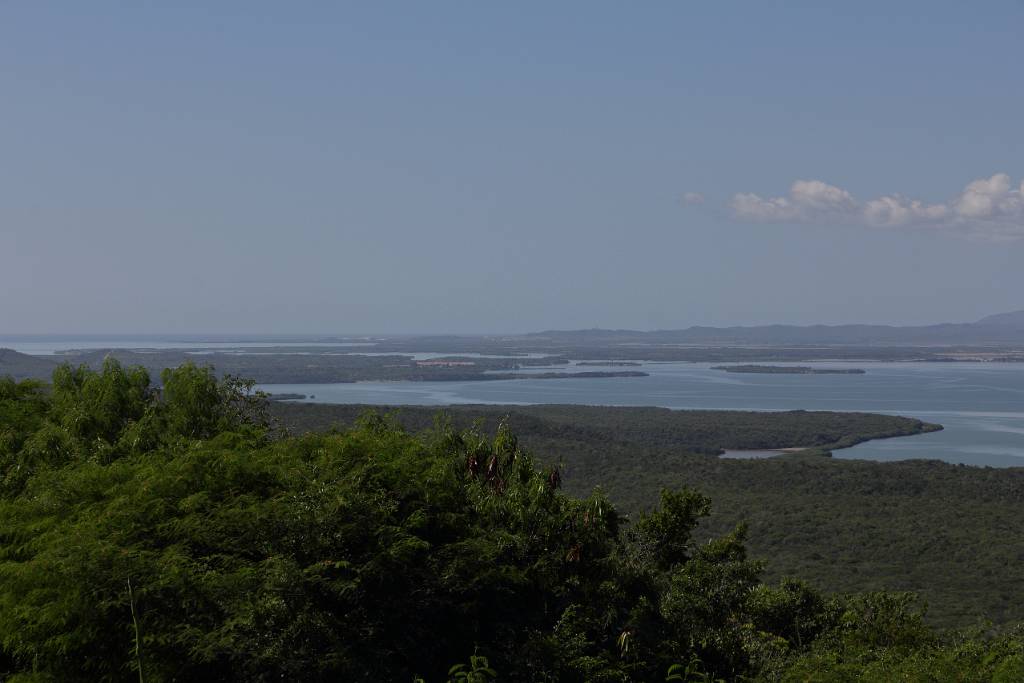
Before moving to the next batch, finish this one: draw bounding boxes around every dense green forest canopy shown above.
[274,403,1021,629]
[0,362,1022,681]
[272,403,939,457]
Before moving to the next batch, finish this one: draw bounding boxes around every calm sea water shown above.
[4,337,1022,467]
[260,362,1024,468]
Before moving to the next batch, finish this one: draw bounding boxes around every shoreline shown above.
[719,422,944,460]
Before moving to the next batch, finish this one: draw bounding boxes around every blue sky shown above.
[3,2,1023,334]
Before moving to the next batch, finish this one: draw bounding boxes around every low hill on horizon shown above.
[525,309,1024,346]
[977,309,1024,327]
[0,349,57,381]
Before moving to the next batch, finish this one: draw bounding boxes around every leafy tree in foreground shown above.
[0,364,1021,681]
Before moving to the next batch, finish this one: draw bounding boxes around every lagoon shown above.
[262,361,1024,468]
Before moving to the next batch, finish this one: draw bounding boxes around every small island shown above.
[575,361,643,367]
[713,365,866,375]
[266,392,309,401]
[488,370,649,380]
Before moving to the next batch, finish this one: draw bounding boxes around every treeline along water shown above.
[261,361,1024,467]
[4,337,1021,467]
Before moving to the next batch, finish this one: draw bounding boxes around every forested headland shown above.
[711,365,866,375]
[0,361,1022,681]
[273,403,1021,629]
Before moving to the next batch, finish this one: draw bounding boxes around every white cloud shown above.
[789,180,857,213]
[732,179,856,222]
[729,173,1024,240]
[953,173,1024,223]
[863,196,949,228]
[681,191,705,205]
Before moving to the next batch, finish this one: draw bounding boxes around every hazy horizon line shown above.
[2,310,1018,340]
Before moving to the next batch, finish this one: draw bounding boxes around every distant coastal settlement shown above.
[713,364,866,375]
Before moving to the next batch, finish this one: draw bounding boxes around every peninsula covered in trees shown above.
[2,361,1021,680]
[713,365,867,375]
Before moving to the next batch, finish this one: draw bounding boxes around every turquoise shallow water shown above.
[261,361,1024,468]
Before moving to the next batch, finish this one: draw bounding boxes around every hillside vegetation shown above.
[0,363,1022,681]
[272,403,1020,628]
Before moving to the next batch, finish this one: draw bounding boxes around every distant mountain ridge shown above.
[977,310,1024,327]
[526,310,1024,346]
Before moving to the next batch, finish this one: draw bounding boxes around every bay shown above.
[261,361,1024,468]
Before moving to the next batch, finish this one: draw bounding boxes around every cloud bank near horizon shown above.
[728,173,1024,240]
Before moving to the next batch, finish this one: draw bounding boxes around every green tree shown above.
[0,368,1022,681]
